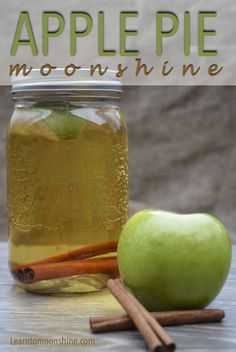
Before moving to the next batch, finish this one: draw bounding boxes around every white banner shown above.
[0,0,235,85]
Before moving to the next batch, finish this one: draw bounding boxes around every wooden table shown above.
[0,242,235,352]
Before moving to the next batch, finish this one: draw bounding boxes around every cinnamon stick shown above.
[107,279,168,352]
[90,309,225,333]
[115,279,175,349]
[15,240,118,267]
[11,240,118,282]
[13,257,119,284]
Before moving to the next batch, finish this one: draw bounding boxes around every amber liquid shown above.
[7,104,128,293]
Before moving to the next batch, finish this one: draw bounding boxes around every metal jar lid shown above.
[11,68,122,94]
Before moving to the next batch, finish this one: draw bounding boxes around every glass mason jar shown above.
[7,69,128,293]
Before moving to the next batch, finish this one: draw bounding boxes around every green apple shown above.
[45,109,86,139]
[117,210,232,311]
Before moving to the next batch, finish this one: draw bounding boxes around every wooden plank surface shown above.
[0,242,235,352]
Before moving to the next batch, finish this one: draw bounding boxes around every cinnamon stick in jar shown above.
[16,240,118,267]
[13,256,119,284]
[11,240,119,283]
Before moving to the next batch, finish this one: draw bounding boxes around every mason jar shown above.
[7,69,128,293]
